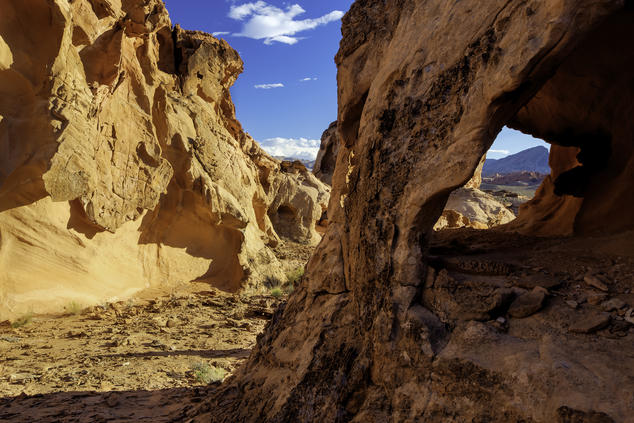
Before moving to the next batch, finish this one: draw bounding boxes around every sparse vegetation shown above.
[191,362,226,384]
[263,275,282,289]
[285,266,304,287]
[270,287,284,299]
[66,301,83,315]
[11,312,33,328]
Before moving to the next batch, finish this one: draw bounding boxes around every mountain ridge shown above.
[483,145,550,175]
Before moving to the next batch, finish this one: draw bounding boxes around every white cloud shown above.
[227,2,344,45]
[254,83,284,89]
[300,77,318,81]
[212,31,231,37]
[259,137,320,160]
[489,149,510,156]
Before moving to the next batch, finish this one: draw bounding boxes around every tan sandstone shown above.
[0,0,329,320]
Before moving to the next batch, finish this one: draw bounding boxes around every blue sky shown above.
[489,128,550,159]
[165,0,353,160]
[164,1,548,161]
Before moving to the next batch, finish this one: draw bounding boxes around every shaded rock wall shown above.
[0,0,329,319]
[211,1,634,422]
[508,11,634,236]
[313,121,339,185]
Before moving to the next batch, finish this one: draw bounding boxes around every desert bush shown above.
[66,301,83,315]
[270,287,284,299]
[263,275,282,289]
[191,362,226,384]
[11,312,33,328]
[285,267,304,287]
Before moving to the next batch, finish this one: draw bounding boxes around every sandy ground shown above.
[1,233,633,422]
[0,286,277,422]
[0,240,313,422]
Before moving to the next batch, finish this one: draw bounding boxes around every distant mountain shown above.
[483,146,549,176]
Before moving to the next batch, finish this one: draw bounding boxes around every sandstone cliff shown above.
[211,1,634,421]
[0,0,329,319]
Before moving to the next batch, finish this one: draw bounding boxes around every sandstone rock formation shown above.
[435,155,516,230]
[434,187,515,230]
[313,121,339,185]
[0,0,329,319]
[211,1,634,421]
[314,124,513,230]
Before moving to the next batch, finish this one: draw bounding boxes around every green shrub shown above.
[191,362,226,384]
[285,267,304,287]
[11,312,33,328]
[270,287,284,299]
[66,301,83,315]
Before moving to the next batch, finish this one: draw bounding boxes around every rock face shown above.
[0,0,329,319]
[435,156,516,230]
[314,123,513,231]
[211,1,634,422]
[313,121,339,185]
[434,187,515,230]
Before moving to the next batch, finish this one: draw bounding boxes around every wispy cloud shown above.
[259,137,320,160]
[225,2,344,45]
[254,83,284,89]
[212,31,231,37]
[300,77,318,81]
[489,149,510,156]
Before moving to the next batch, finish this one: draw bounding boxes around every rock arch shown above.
[211,1,634,422]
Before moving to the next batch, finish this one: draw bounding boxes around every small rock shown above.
[600,298,626,312]
[166,318,178,328]
[106,394,119,407]
[565,300,578,309]
[625,308,634,325]
[573,292,588,304]
[496,317,506,324]
[584,275,608,292]
[569,313,611,334]
[508,287,547,318]
[9,373,34,384]
[587,292,609,305]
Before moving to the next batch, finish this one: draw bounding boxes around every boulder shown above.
[434,187,515,230]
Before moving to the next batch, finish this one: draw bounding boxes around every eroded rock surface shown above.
[434,187,516,230]
[315,123,514,231]
[313,121,339,185]
[0,0,329,319]
[210,1,634,422]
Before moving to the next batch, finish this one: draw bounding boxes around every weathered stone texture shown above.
[0,0,329,318]
[210,1,634,422]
